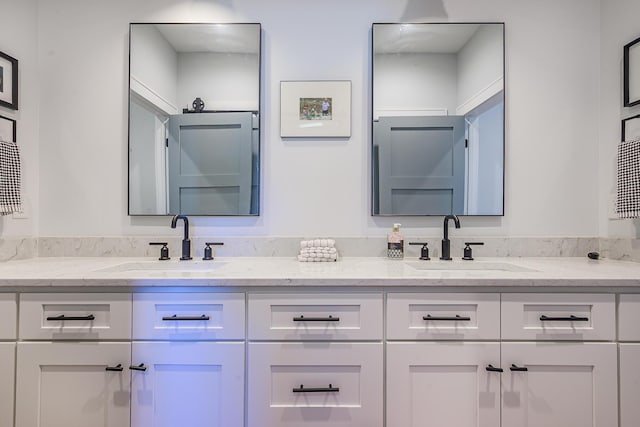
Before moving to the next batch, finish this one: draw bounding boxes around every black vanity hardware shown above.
[293,384,340,393]
[510,364,528,372]
[105,364,123,372]
[409,242,430,260]
[203,242,224,261]
[462,242,484,260]
[293,315,340,322]
[149,242,170,260]
[170,215,192,260]
[46,314,95,321]
[161,314,210,321]
[423,314,471,321]
[539,315,589,322]
[485,364,503,373]
[129,364,147,371]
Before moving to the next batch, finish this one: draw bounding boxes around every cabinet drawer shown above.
[248,293,382,341]
[247,342,382,427]
[133,293,245,340]
[619,295,640,341]
[501,293,615,341]
[19,293,132,340]
[0,294,16,340]
[387,293,500,340]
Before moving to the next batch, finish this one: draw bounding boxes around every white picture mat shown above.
[629,43,640,104]
[0,56,14,105]
[280,81,351,137]
[0,116,15,142]
[623,116,640,142]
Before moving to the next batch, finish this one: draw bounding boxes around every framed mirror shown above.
[372,23,504,216]
[128,23,261,216]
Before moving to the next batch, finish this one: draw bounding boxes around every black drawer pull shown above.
[293,315,340,322]
[129,363,147,371]
[161,314,210,321]
[46,314,95,321]
[423,314,471,321]
[293,384,340,393]
[485,364,503,373]
[105,364,123,372]
[510,364,528,372]
[539,315,589,322]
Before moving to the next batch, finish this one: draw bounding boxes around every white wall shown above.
[600,0,640,238]
[30,0,604,238]
[0,0,38,238]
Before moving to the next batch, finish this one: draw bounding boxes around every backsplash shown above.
[2,236,637,262]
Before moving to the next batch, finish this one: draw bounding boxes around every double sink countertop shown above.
[0,256,639,288]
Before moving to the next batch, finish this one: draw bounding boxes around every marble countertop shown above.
[0,256,639,288]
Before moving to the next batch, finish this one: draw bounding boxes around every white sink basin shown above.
[405,261,537,272]
[96,261,227,273]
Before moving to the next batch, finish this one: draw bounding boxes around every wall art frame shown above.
[624,36,640,107]
[0,114,16,142]
[622,114,640,142]
[280,80,351,138]
[0,51,18,110]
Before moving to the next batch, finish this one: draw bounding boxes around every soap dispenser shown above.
[387,223,404,259]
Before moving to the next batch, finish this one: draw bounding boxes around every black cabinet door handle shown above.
[105,364,123,372]
[129,363,147,371]
[46,314,95,321]
[539,315,589,322]
[510,364,528,372]
[485,364,503,373]
[293,384,340,393]
[293,315,340,322]
[423,314,471,321]
[161,314,210,321]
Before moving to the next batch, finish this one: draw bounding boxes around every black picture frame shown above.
[0,114,16,142]
[624,36,640,107]
[0,51,18,110]
[622,114,640,142]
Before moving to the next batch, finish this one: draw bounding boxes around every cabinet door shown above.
[248,342,383,427]
[0,294,16,339]
[131,341,244,427]
[501,342,617,427]
[0,343,15,427]
[620,344,640,427]
[387,342,500,427]
[15,342,131,427]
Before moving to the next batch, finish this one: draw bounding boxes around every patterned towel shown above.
[616,139,640,218]
[0,139,22,215]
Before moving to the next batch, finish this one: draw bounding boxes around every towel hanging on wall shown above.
[616,139,640,218]
[0,138,22,216]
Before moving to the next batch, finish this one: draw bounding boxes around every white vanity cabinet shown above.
[130,293,246,427]
[0,293,16,427]
[500,294,618,427]
[15,293,133,427]
[247,293,384,427]
[618,295,640,427]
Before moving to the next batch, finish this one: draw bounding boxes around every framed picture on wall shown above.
[280,80,351,137]
[624,36,640,107]
[0,51,18,110]
[622,114,640,142]
[0,114,16,142]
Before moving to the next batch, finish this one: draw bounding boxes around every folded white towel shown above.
[300,239,335,248]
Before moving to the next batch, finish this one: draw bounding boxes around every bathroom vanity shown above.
[1,256,639,427]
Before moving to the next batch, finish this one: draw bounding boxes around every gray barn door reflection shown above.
[376,116,465,215]
[168,112,253,215]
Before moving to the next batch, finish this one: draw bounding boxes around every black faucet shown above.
[170,215,192,260]
[440,214,461,260]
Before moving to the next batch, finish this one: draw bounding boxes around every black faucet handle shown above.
[203,242,224,261]
[409,242,430,260]
[149,242,170,260]
[462,242,484,261]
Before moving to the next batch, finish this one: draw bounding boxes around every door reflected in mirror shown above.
[128,23,261,216]
[372,23,504,216]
